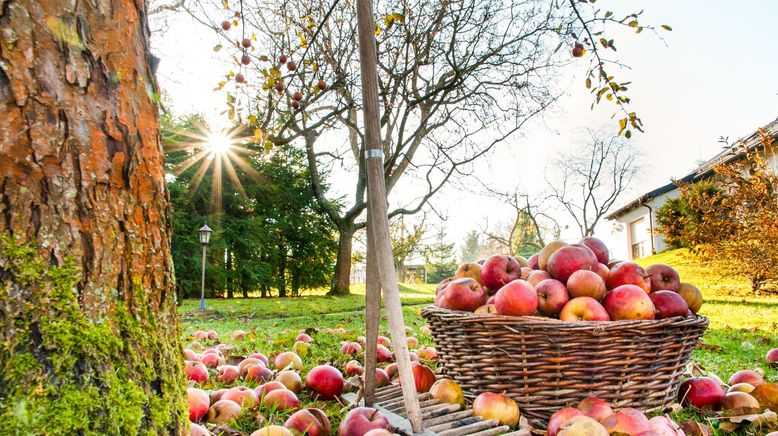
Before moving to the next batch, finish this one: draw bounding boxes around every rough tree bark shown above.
[330,224,355,295]
[0,0,185,433]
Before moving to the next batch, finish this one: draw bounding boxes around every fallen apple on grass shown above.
[251,425,294,436]
[207,399,241,423]
[255,381,286,398]
[728,369,765,387]
[577,396,613,422]
[679,377,726,409]
[768,348,778,366]
[190,423,210,436]
[546,407,584,436]
[262,388,301,411]
[275,351,303,371]
[284,408,331,436]
[345,360,364,376]
[600,408,651,435]
[340,341,362,355]
[409,362,436,393]
[276,370,304,393]
[557,416,608,436]
[245,363,273,383]
[215,365,241,383]
[376,344,394,363]
[306,365,345,400]
[187,387,210,422]
[338,407,391,436]
[222,385,258,407]
[184,360,209,383]
[374,368,391,387]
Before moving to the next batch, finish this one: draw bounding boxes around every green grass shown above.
[180,251,778,434]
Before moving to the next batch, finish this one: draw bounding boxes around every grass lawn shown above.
[179,250,777,434]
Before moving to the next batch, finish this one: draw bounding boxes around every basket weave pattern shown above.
[422,305,708,428]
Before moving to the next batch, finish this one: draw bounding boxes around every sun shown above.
[207,132,232,154]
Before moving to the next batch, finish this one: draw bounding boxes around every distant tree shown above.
[673,130,778,293]
[547,129,640,237]
[390,216,427,282]
[655,181,722,250]
[460,231,480,263]
[480,187,560,256]
[424,228,458,283]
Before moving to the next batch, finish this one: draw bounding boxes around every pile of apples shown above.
[434,237,704,322]
[183,328,441,435]
[545,396,684,435]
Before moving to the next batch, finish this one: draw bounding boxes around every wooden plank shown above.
[426,416,482,433]
[460,426,512,436]
[341,392,435,436]
[436,419,501,436]
[423,410,476,428]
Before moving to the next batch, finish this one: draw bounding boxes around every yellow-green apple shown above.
[600,408,651,435]
[378,336,392,347]
[566,270,606,300]
[249,352,269,366]
[185,360,209,383]
[285,408,331,436]
[721,392,761,416]
[215,365,241,383]
[527,253,540,270]
[474,304,498,314]
[539,240,568,271]
[207,399,241,423]
[577,396,613,422]
[593,263,609,280]
[276,370,304,393]
[679,377,725,409]
[345,360,363,376]
[436,278,454,295]
[752,383,778,412]
[374,368,391,387]
[407,336,419,348]
[410,362,436,393]
[200,351,225,368]
[520,267,533,280]
[429,379,464,406]
[194,330,207,340]
[238,357,266,374]
[494,280,538,316]
[557,416,608,436]
[579,237,609,265]
[420,325,431,335]
[645,263,681,292]
[206,330,218,339]
[535,279,570,316]
[190,423,210,436]
[513,255,527,267]
[222,386,259,407]
[340,341,362,355]
[546,407,584,436]
[650,290,689,319]
[548,245,598,284]
[728,383,755,393]
[292,340,309,356]
[255,381,286,398]
[768,348,778,366]
[677,283,703,313]
[296,333,312,343]
[728,370,764,387]
[384,363,398,380]
[275,351,303,370]
[436,277,488,311]
[233,329,248,341]
[480,255,523,290]
[263,388,300,411]
[338,407,391,436]
[602,285,656,320]
[251,425,294,436]
[246,363,273,383]
[184,348,198,360]
[559,297,609,322]
[417,346,438,360]
[527,270,552,286]
[363,430,394,436]
[187,388,210,422]
[455,262,483,285]
[472,392,520,427]
[306,365,345,400]
[647,416,684,436]
[605,262,651,293]
[404,326,413,334]
[376,344,394,363]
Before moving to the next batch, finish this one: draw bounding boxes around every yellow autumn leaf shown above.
[253,128,262,142]
[374,23,381,36]
[298,32,308,48]
[585,77,592,89]
[222,0,228,8]
[252,33,257,41]
[618,118,627,135]
[264,140,273,153]
[213,81,226,91]
[248,115,258,124]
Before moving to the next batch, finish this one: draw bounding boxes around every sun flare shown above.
[207,132,232,154]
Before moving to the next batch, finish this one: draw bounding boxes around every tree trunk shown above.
[329,225,354,295]
[0,1,185,433]
[226,247,234,299]
[278,252,287,297]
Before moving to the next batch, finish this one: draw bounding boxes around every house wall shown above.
[610,189,680,260]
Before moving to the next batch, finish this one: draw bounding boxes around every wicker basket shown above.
[422,305,708,428]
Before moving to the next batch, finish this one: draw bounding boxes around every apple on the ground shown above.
[557,416,608,436]
[600,408,651,435]
[284,408,331,436]
[184,360,209,383]
[577,396,613,422]
[222,386,258,407]
[274,351,303,370]
[678,377,725,409]
[187,387,210,422]
[728,370,764,387]
[546,407,584,436]
[338,407,391,436]
[306,365,345,400]
[768,348,778,365]
[429,379,464,406]
[251,426,294,436]
[410,362,436,393]
[262,388,301,411]
[276,370,304,393]
[207,399,241,423]
[472,392,520,427]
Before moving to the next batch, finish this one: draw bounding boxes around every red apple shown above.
[374,368,391,387]
[287,60,297,71]
[520,267,533,280]
[376,345,393,363]
[647,416,685,436]
[207,399,241,423]
[677,283,703,313]
[340,341,363,355]
[275,351,303,370]
[293,91,303,101]
[455,262,483,285]
[566,270,606,300]
[222,386,259,407]
[241,54,251,65]
[317,80,327,90]
[728,370,765,387]
[474,303,498,314]
[650,290,689,319]
[547,407,585,436]
[207,330,218,339]
[249,352,270,366]
[280,54,288,64]
[557,416,608,435]
[184,348,198,361]
[527,254,540,270]
[480,255,522,290]
[251,426,294,436]
[559,297,609,322]
[436,277,488,311]
[767,348,778,366]
[363,430,394,436]
[494,280,538,317]
[233,329,247,341]
[410,362,436,393]
[246,363,273,383]
[417,346,438,360]
[383,363,398,380]
[571,42,585,58]
[526,270,552,287]
[436,277,454,295]
[255,381,286,398]
[276,370,303,393]
[602,285,656,320]
[190,423,210,436]
[605,262,650,293]
[306,365,345,400]
[535,279,570,316]
[580,237,609,265]
[184,360,209,383]
[548,245,598,284]
[607,260,623,269]
[238,357,266,374]
[407,336,419,348]
[263,388,301,411]
[377,335,391,347]
[201,352,225,368]
[429,379,464,406]
[345,360,364,376]
[600,408,651,435]
[338,407,391,436]
[577,396,613,422]
[215,365,241,383]
[678,377,725,409]
[209,388,228,403]
[472,392,520,427]
[284,408,331,436]
[291,100,301,110]
[194,330,207,340]
[187,388,210,422]
[241,38,252,48]
[721,391,761,415]
[296,333,312,343]
[221,21,231,30]
[645,264,681,292]
[539,241,568,271]
[275,81,285,93]
[593,263,609,280]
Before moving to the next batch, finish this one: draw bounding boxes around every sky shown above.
[152,0,778,260]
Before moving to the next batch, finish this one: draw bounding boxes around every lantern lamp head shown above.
[198,224,213,245]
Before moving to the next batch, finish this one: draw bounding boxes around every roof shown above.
[606,116,778,220]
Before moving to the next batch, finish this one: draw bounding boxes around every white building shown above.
[607,117,778,260]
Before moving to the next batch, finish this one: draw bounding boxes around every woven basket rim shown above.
[422,304,709,330]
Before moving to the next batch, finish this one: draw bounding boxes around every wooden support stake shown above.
[364,209,380,406]
[355,0,423,431]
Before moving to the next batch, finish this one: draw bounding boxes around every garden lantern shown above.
[198,223,213,310]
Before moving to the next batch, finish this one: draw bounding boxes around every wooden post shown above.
[355,0,423,431]
[363,209,380,406]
